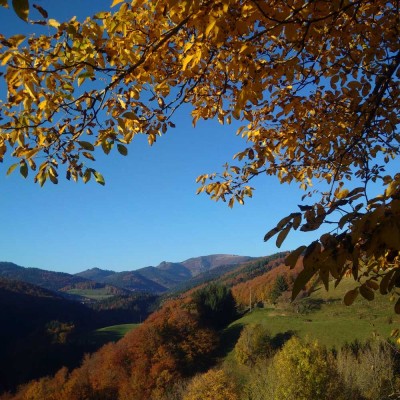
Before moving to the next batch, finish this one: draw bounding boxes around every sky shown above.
[0,1,393,274]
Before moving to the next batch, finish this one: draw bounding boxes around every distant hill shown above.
[180,254,254,276]
[98,270,169,292]
[0,255,256,296]
[75,267,116,281]
[76,254,255,292]
[0,262,89,291]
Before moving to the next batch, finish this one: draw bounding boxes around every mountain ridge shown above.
[0,254,255,294]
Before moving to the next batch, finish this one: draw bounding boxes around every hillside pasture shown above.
[87,323,140,346]
[65,288,116,301]
[223,278,399,354]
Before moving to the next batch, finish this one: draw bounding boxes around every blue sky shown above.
[0,1,391,273]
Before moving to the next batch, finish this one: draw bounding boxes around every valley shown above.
[1,251,399,399]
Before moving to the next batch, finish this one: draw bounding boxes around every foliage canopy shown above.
[0,0,399,306]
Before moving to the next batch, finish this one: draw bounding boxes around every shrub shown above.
[263,337,344,400]
[234,324,273,366]
[336,339,396,400]
[183,369,239,400]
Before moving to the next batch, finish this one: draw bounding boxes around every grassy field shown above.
[222,278,399,358]
[87,323,140,346]
[66,288,115,300]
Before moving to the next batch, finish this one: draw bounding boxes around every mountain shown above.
[180,254,254,276]
[75,267,116,281]
[136,264,192,288]
[98,270,169,292]
[76,254,255,292]
[0,255,256,296]
[0,262,89,292]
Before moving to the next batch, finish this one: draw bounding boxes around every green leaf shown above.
[344,289,358,306]
[117,144,128,156]
[285,245,306,268]
[6,162,18,175]
[94,171,105,186]
[12,0,29,21]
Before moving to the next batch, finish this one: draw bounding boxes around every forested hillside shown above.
[0,278,158,393]
[3,270,400,400]
[0,262,89,292]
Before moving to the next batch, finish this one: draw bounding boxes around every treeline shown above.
[179,253,288,300]
[231,260,307,309]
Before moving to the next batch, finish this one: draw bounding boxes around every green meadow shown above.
[222,278,399,359]
[87,323,140,346]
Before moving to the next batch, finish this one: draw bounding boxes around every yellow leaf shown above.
[6,163,18,176]
[335,189,349,199]
[1,52,13,66]
[386,179,400,197]
[94,171,105,185]
[182,54,194,71]
[48,19,60,29]
[205,18,217,36]
[111,0,125,7]
[10,34,25,46]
